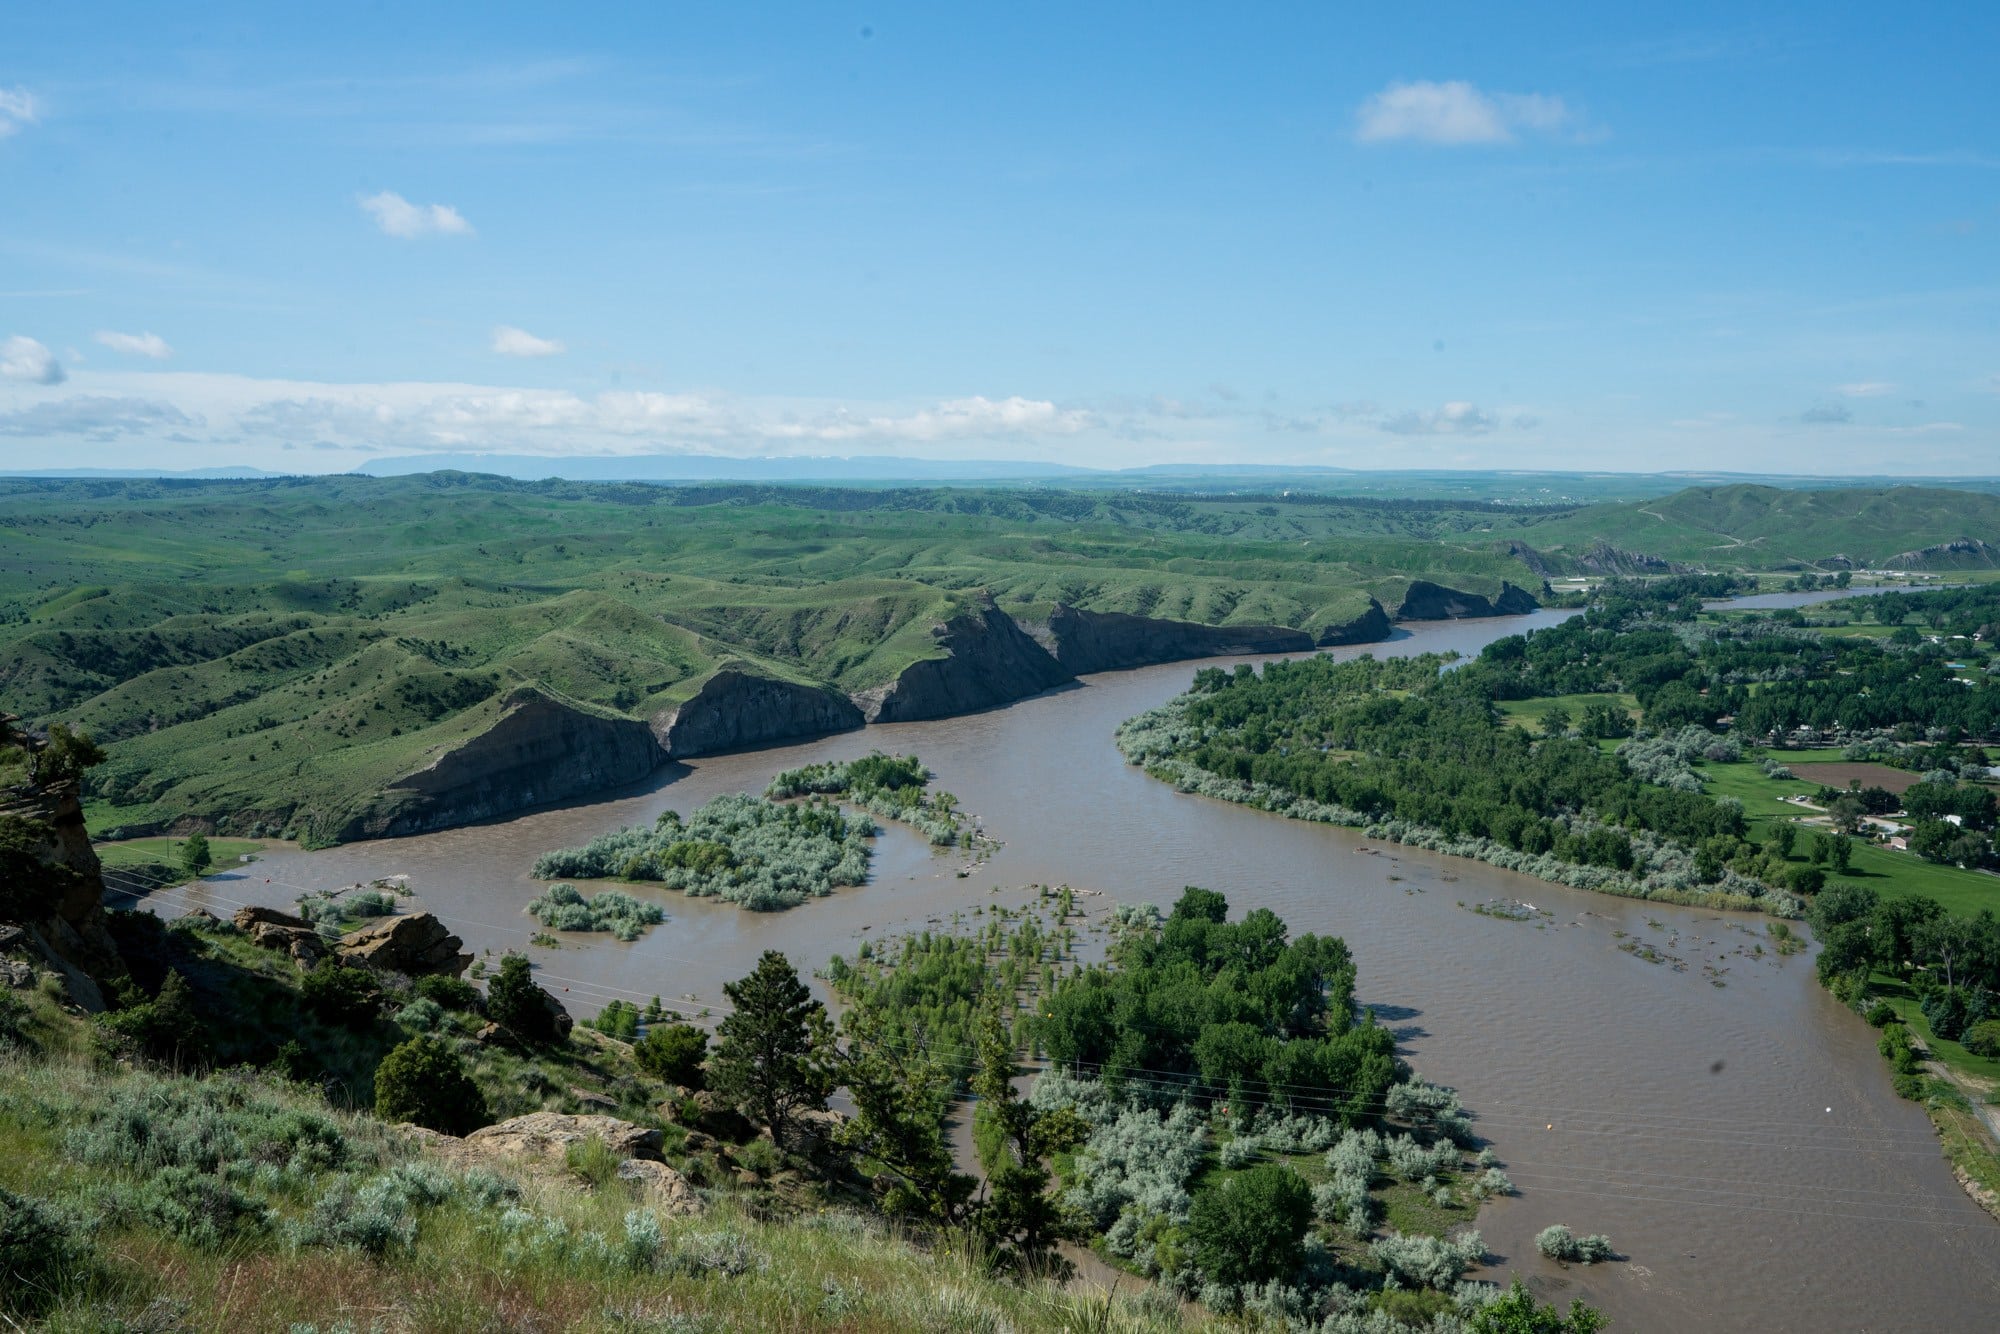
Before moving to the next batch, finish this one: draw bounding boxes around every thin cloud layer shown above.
[359,190,474,238]
[490,325,565,357]
[1380,401,1500,435]
[94,330,174,360]
[0,87,39,138]
[1355,80,1586,145]
[0,335,65,385]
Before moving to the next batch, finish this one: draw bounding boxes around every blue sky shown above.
[2,2,1996,474]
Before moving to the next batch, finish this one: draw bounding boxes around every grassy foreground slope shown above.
[2,473,1993,842]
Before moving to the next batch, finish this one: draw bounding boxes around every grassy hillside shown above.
[5,472,1993,840]
[1517,484,2000,571]
[0,475,1546,840]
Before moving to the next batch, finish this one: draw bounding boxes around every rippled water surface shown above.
[146,601,2000,1332]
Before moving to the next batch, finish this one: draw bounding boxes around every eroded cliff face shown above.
[0,779,119,1010]
[1036,604,1316,674]
[651,669,863,758]
[1395,580,1541,620]
[854,603,1074,723]
[1315,597,1395,646]
[336,688,666,841]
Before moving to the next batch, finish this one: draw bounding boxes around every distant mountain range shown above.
[4,455,1999,504]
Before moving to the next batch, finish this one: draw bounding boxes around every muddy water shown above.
[147,605,2000,1332]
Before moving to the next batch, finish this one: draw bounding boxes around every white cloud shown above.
[490,325,565,357]
[771,395,1097,443]
[94,330,174,360]
[0,335,64,385]
[1799,404,1853,425]
[1380,401,1499,435]
[1837,381,1896,397]
[0,87,39,138]
[359,190,474,238]
[1354,80,1587,146]
[0,396,197,439]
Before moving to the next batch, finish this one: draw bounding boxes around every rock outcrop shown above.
[853,602,1074,723]
[1315,597,1395,646]
[335,911,469,977]
[651,668,863,758]
[0,778,121,1011]
[1035,604,1315,674]
[1395,580,1541,620]
[232,906,327,964]
[1883,538,1999,570]
[337,688,666,841]
[403,1113,705,1216]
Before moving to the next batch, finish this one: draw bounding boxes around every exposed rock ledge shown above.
[1035,603,1314,674]
[1315,597,1395,646]
[1395,580,1541,621]
[853,602,1075,723]
[335,687,666,842]
[651,668,863,758]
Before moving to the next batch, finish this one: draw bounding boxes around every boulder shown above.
[2,959,34,989]
[232,907,327,964]
[616,1159,706,1217]
[463,1112,664,1162]
[335,912,470,977]
[233,905,311,932]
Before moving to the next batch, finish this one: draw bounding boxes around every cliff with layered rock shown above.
[333,687,666,842]
[651,668,863,758]
[853,601,1075,723]
[0,777,121,1010]
[1395,579,1541,620]
[1315,597,1395,645]
[1035,603,1316,674]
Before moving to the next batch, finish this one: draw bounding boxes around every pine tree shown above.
[708,950,836,1144]
[969,1007,1088,1278]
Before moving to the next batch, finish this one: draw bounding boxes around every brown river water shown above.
[132,601,2000,1332]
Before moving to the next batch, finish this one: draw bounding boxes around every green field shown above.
[1701,759,2000,916]
[93,836,267,877]
[1494,692,1638,731]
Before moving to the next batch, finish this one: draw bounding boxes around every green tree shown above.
[709,950,836,1143]
[1185,1161,1313,1286]
[634,1022,709,1089]
[374,1034,487,1134]
[1469,1279,1608,1333]
[101,969,210,1067]
[486,952,561,1044]
[970,1007,1090,1277]
[30,724,105,786]
[839,1013,979,1230]
[1539,704,1572,739]
[1766,822,1796,859]
[179,832,212,879]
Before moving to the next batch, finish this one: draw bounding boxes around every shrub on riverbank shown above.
[531,792,873,910]
[524,882,665,940]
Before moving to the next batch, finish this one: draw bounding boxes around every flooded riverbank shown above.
[131,602,2000,1332]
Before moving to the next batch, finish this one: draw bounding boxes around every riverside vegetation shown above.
[4,472,1994,846]
[0,894,1606,1332]
[827,886,1611,1331]
[532,792,875,912]
[1121,576,2000,1210]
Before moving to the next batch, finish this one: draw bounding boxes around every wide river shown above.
[139,596,2000,1332]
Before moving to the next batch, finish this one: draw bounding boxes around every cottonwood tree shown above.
[709,950,836,1144]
